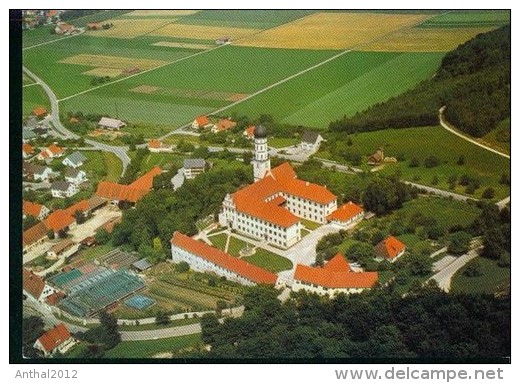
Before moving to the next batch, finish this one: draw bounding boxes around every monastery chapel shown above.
[218,126,338,249]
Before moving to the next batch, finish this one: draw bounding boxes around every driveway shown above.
[429,248,480,292]
[68,206,121,243]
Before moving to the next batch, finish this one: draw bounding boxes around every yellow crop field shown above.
[60,54,167,70]
[358,27,497,52]
[82,67,123,77]
[236,12,432,50]
[152,41,212,50]
[123,10,199,17]
[86,18,173,38]
[150,23,261,41]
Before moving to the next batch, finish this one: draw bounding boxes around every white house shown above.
[51,181,79,198]
[98,117,126,130]
[292,253,379,298]
[37,144,64,160]
[23,163,53,182]
[300,131,323,152]
[33,323,76,357]
[192,115,211,130]
[326,201,364,227]
[183,158,206,179]
[23,268,56,302]
[62,151,87,168]
[147,139,173,153]
[64,167,87,185]
[374,236,406,263]
[171,231,277,286]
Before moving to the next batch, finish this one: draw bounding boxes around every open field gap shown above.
[23,31,84,50]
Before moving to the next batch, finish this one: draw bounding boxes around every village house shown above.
[218,126,337,249]
[44,209,77,236]
[23,268,56,302]
[292,253,379,297]
[367,147,385,165]
[38,144,64,160]
[86,22,103,30]
[211,118,237,133]
[374,235,406,263]
[62,151,87,168]
[243,125,256,140]
[300,131,324,152]
[192,115,211,130]
[54,22,75,35]
[147,139,172,153]
[22,143,35,159]
[33,323,75,357]
[64,167,87,185]
[22,127,37,143]
[47,239,80,260]
[51,181,79,199]
[23,200,50,221]
[23,162,53,182]
[326,201,364,227]
[215,36,230,45]
[171,231,277,286]
[182,158,206,179]
[98,117,126,130]
[32,106,48,119]
[22,222,50,254]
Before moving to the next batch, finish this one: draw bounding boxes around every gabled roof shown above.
[44,210,75,232]
[132,258,152,271]
[64,200,89,216]
[56,23,75,33]
[97,216,122,233]
[243,125,255,138]
[23,268,46,298]
[294,254,378,289]
[23,162,49,176]
[327,201,364,222]
[183,158,205,169]
[48,144,64,156]
[23,200,45,218]
[36,323,72,353]
[64,167,82,178]
[215,119,236,132]
[171,232,277,285]
[46,291,65,306]
[23,221,49,248]
[32,106,47,117]
[23,143,35,155]
[96,167,161,203]
[51,180,72,192]
[49,239,75,254]
[148,139,162,149]
[98,117,125,129]
[64,151,86,165]
[301,131,321,144]
[374,236,406,259]
[195,115,209,126]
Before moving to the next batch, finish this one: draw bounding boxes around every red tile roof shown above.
[23,222,49,248]
[23,143,35,155]
[96,167,161,203]
[48,144,64,156]
[294,254,378,289]
[148,139,162,149]
[23,200,44,218]
[195,115,209,127]
[36,323,72,353]
[23,268,46,298]
[268,195,286,206]
[375,236,406,259]
[44,210,75,232]
[215,119,237,132]
[171,232,277,285]
[98,216,122,234]
[32,106,47,117]
[46,291,65,306]
[64,200,89,217]
[327,201,364,222]
[243,125,255,138]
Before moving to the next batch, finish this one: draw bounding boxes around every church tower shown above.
[252,125,270,182]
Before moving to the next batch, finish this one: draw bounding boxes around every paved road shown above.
[120,323,202,341]
[429,249,480,292]
[496,196,510,210]
[22,66,131,175]
[23,181,51,190]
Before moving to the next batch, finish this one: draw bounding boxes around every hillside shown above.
[329,25,510,138]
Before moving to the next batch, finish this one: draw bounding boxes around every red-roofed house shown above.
[23,200,50,221]
[38,144,64,160]
[22,143,35,159]
[32,106,48,119]
[44,210,76,235]
[33,323,75,357]
[192,115,211,130]
[327,201,364,227]
[211,118,237,133]
[243,125,255,139]
[23,268,55,302]
[96,167,162,204]
[147,139,172,153]
[292,253,378,297]
[54,22,75,35]
[374,236,406,262]
[23,222,49,253]
[171,231,278,286]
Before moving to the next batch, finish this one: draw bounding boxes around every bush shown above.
[409,157,420,168]
[424,155,440,168]
[463,261,483,277]
[155,311,171,326]
[481,188,495,199]
[456,155,465,165]
[175,261,190,273]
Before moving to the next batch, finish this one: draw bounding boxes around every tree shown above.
[200,313,220,344]
[23,216,38,231]
[95,228,111,245]
[409,157,420,168]
[175,261,190,273]
[155,311,171,325]
[216,300,228,316]
[22,316,45,358]
[98,310,121,349]
[448,231,472,255]
[424,155,440,168]
[242,151,253,164]
[456,155,466,165]
[481,187,495,199]
[362,177,412,216]
[499,173,510,185]
[47,230,55,240]
[74,210,85,224]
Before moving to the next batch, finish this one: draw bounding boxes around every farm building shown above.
[211,118,237,133]
[292,253,378,297]
[44,209,76,236]
[218,127,337,249]
[62,151,87,168]
[374,236,406,262]
[327,201,364,227]
[86,22,103,30]
[54,22,75,35]
[96,166,161,204]
[32,106,48,119]
[96,216,122,234]
[47,239,79,260]
[22,222,49,254]
[98,117,126,130]
[64,167,87,185]
[22,143,35,159]
[23,200,50,221]
[33,323,75,357]
[51,181,79,199]
[23,162,53,181]
[215,36,230,45]
[23,268,56,302]
[367,148,385,165]
[192,115,211,130]
[300,131,323,152]
[182,158,206,179]
[132,258,152,272]
[147,139,172,153]
[171,231,278,286]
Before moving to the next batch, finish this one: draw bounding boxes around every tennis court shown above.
[125,295,156,310]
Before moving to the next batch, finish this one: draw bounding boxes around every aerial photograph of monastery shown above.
[18,9,510,361]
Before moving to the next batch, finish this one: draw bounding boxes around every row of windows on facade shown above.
[236,224,290,247]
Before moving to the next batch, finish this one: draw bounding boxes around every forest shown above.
[329,26,510,138]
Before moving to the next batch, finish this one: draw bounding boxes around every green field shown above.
[104,333,201,358]
[82,151,123,182]
[23,84,50,117]
[451,257,510,294]
[321,126,510,199]
[242,249,293,273]
[420,10,510,28]
[139,152,185,173]
[229,51,443,129]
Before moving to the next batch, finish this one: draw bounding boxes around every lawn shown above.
[70,244,116,264]
[81,151,123,182]
[209,233,228,252]
[229,51,443,129]
[104,333,201,358]
[139,152,185,173]
[242,249,293,273]
[268,137,299,149]
[23,73,35,85]
[228,237,251,257]
[419,10,510,28]
[451,257,510,295]
[23,84,50,117]
[118,317,200,331]
[322,125,510,199]
[300,219,322,231]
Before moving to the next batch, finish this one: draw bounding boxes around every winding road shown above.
[22,66,131,175]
